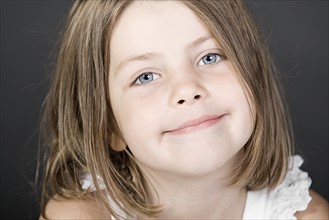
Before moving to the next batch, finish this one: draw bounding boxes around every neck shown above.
[139,170,247,219]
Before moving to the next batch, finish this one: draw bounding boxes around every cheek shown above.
[111,93,159,147]
[218,74,255,142]
[232,86,255,144]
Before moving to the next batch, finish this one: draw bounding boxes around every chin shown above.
[169,152,237,178]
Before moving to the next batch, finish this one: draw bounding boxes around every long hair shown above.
[39,0,293,218]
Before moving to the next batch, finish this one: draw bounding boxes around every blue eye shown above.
[134,72,160,85]
[198,53,223,66]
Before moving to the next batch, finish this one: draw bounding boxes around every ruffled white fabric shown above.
[243,155,312,219]
[268,155,312,219]
[79,171,129,220]
[79,171,106,191]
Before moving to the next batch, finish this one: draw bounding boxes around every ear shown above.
[110,133,127,151]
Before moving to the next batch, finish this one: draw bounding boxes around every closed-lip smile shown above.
[164,114,225,135]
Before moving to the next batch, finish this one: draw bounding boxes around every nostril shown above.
[177,95,201,105]
[178,100,185,104]
[194,95,201,100]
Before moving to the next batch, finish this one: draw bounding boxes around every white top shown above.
[242,155,312,219]
[80,155,312,219]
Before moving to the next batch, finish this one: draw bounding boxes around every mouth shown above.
[164,114,225,135]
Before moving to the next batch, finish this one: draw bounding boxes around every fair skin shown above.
[42,1,329,219]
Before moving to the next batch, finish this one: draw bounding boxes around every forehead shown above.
[109,1,212,61]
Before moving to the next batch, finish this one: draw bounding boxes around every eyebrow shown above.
[113,35,213,75]
[187,35,213,50]
[114,53,158,75]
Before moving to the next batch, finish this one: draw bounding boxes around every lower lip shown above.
[166,115,224,135]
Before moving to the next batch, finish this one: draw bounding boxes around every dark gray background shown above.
[1,1,328,219]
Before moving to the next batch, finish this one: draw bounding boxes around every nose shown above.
[169,72,208,107]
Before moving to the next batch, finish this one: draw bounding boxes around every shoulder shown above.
[40,194,112,219]
[267,155,326,219]
[295,189,329,220]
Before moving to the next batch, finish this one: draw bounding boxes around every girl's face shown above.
[109,1,254,178]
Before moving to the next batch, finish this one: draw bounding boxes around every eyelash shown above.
[197,53,226,66]
[132,52,226,85]
[133,72,161,85]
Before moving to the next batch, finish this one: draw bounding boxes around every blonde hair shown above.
[40,0,293,219]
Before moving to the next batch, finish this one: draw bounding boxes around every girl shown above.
[39,0,328,219]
